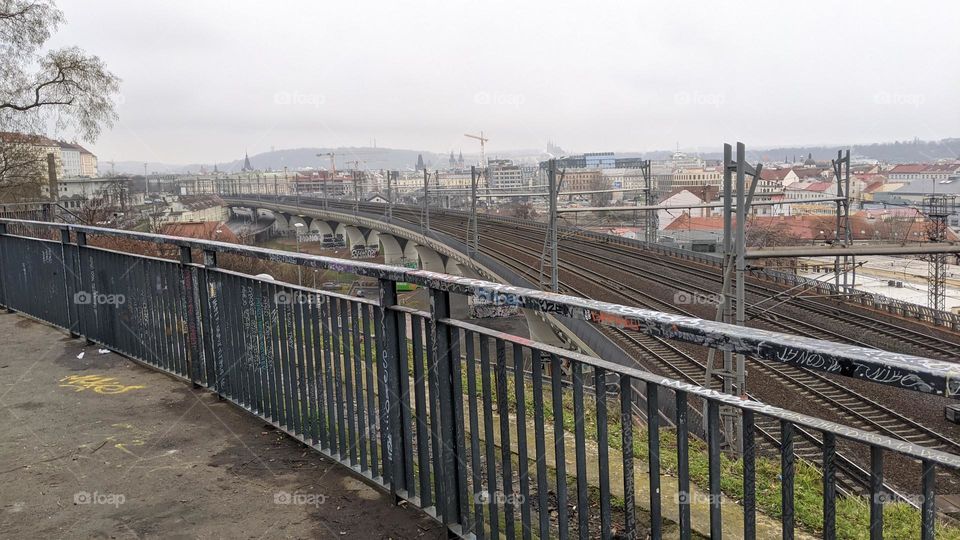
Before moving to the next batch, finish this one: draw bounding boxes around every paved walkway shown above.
[0,312,444,539]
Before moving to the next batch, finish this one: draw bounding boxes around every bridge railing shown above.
[1,217,958,539]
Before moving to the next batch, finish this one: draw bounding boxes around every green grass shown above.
[454,357,960,539]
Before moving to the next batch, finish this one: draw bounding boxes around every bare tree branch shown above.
[0,0,120,142]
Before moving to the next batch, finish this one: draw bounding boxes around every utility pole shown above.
[641,160,657,243]
[321,173,327,209]
[704,142,762,454]
[315,153,330,209]
[422,169,430,233]
[547,159,560,292]
[353,170,360,215]
[469,166,479,258]
[387,171,393,221]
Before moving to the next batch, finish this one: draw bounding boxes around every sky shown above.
[48,0,960,165]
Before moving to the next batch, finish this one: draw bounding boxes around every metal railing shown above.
[1,217,958,539]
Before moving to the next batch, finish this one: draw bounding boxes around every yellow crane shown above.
[464,131,489,168]
[316,152,339,175]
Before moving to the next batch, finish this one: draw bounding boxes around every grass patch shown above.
[456,353,960,539]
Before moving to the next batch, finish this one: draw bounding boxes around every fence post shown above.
[200,249,223,397]
[180,245,203,387]
[0,223,8,312]
[377,277,409,500]
[60,227,79,338]
[429,286,467,530]
[74,231,94,344]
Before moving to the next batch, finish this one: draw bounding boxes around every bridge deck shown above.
[0,312,442,539]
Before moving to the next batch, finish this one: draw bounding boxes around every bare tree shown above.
[588,175,612,206]
[1,0,121,141]
[510,201,537,220]
[745,217,804,248]
[0,134,46,200]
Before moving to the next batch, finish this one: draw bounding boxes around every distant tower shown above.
[804,152,816,166]
[242,151,254,171]
[213,163,219,173]
[458,149,464,167]
[449,151,456,168]
[415,154,425,171]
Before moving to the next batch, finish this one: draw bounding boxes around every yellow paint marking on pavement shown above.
[59,375,145,394]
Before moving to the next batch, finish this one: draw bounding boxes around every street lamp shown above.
[294,222,305,286]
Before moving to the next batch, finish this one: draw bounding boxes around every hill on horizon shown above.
[108,137,960,175]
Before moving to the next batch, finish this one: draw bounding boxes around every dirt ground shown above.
[0,312,445,539]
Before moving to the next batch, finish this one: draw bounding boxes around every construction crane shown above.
[316,152,338,175]
[464,131,489,168]
[345,159,366,170]
[317,150,383,176]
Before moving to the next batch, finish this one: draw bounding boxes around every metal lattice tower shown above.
[924,195,954,314]
[641,160,658,243]
[831,150,853,291]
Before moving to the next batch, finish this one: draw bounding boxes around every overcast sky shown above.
[49,0,960,164]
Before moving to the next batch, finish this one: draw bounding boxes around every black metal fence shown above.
[1,217,959,539]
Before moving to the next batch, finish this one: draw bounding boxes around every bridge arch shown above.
[308,219,334,237]
[402,241,419,265]
[229,206,254,221]
[271,212,290,232]
[366,229,381,249]
[288,215,309,231]
[378,233,404,265]
[413,244,444,273]
[335,223,366,250]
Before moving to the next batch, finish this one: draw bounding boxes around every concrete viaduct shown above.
[226,200,589,354]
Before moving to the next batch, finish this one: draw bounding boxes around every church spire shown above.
[242,151,253,171]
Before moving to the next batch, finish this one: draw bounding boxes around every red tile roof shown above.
[793,168,828,179]
[805,181,833,192]
[760,168,795,181]
[888,164,928,174]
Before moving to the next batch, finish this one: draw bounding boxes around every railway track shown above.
[443,220,894,497]
[470,220,960,452]
[569,234,960,360]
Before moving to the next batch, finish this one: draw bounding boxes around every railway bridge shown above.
[226,197,615,358]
